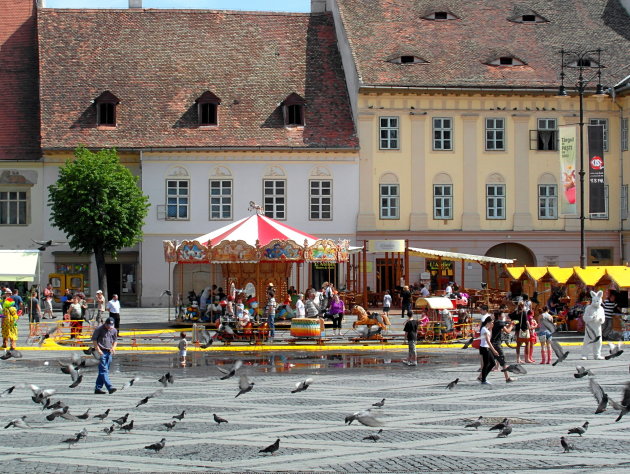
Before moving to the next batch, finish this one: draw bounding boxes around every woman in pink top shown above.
[328,293,345,336]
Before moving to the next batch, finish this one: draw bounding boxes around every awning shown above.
[407,247,513,264]
[545,267,574,284]
[524,267,549,281]
[0,250,39,282]
[597,266,630,289]
[506,267,526,279]
[570,266,606,286]
[414,296,454,309]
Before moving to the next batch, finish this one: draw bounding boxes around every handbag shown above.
[518,328,530,339]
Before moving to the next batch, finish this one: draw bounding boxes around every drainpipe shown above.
[611,88,626,263]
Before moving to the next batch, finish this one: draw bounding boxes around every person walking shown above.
[265,289,277,342]
[479,317,499,385]
[383,290,392,320]
[178,332,188,367]
[401,285,412,319]
[95,290,106,325]
[106,294,121,330]
[537,306,554,365]
[328,293,345,336]
[490,310,516,382]
[403,312,419,366]
[92,317,118,394]
[28,290,42,339]
[42,283,55,320]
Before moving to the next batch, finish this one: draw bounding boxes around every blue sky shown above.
[47,0,310,11]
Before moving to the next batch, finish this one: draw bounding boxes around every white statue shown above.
[581,290,605,360]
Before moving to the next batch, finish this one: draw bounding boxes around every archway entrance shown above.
[485,243,535,289]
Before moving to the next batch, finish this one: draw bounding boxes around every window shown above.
[94,91,120,127]
[388,55,428,64]
[590,185,609,220]
[263,179,286,219]
[379,184,399,219]
[485,118,505,150]
[486,184,505,219]
[379,117,399,149]
[433,117,453,150]
[282,93,305,127]
[487,56,526,66]
[590,119,608,151]
[433,184,453,219]
[622,118,628,152]
[423,11,458,20]
[0,190,27,225]
[567,58,601,68]
[509,13,548,23]
[309,180,332,220]
[196,91,221,126]
[209,180,232,220]
[166,180,189,220]
[534,118,557,151]
[538,184,557,219]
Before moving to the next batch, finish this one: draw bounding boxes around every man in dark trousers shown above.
[490,310,516,383]
[403,313,419,366]
[92,317,118,394]
[401,285,412,319]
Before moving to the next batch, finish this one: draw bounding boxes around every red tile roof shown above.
[38,10,357,150]
[335,0,630,90]
[0,0,41,160]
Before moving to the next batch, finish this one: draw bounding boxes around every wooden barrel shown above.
[290,318,322,338]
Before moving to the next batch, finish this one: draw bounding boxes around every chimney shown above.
[129,0,142,8]
[36,0,46,8]
[311,0,326,13]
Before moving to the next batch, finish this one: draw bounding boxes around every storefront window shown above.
[122,264,137,295]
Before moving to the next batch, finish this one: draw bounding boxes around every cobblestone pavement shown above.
[1,345,629,473]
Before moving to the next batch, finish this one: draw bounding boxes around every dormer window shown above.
[388,55,428,65]
[509,13,548,23]
[567,58,600,68]
[424,11,458,20]
[281,93,305,127]
[94,91,119,127]
[487,56,526,67]
[195,91,221,126]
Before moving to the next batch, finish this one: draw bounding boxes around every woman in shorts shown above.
[537,306,554,365]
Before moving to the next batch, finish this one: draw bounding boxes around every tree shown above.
[48,147,149,298]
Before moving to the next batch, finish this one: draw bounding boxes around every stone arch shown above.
[165,165,189,178]
[263,165,286,177]
[379,172,399,184]
[210,166,232,177]
[486,172,505,184]
[484,242,536,290]
[538,172,557,184]
[310,165,331,177]
[433,172,452,184]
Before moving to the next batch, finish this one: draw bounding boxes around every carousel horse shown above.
[351,305,391,331]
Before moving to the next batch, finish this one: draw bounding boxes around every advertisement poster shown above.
[559,125,577,216]
[588,125,605,214]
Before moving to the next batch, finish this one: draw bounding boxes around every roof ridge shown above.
[40,8,316,17]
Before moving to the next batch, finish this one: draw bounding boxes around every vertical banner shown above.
[559,125,577,215]
[588,125,605,214]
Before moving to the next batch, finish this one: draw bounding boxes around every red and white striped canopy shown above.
[194,214,318,248]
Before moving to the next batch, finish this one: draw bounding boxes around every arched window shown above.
[94,91,120,126]
[281,93,305,127]
[196,91,221,126]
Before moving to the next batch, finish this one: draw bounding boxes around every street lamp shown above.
[556,49,608,269]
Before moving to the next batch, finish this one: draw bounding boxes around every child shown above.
[383,290,392,319]
[178,332,188,367]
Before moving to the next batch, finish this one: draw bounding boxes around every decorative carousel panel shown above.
[163,240,178,262]
[306,239,338,262]
[260,239,304,261]
[176,240,210,262]
[337,239,350,262]
[211,240,258,263]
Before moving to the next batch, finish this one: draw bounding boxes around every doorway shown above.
[106,264,121,299]
[376,257,402,293]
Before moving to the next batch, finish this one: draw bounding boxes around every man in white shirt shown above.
[106,294,121,330]
[419,284,430,298]
[295,294,306,318]
[445,282,453,297]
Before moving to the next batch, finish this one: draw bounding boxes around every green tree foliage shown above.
[48,147,149,297]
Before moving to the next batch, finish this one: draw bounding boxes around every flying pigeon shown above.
[461,337,474,349]
[611,382,630,422]
[540,317,557,334]
[292,378,314,393]
[567,421,589,436]
[69,374,84,389]
[259,438,280,455]
[30,385,56,404]
[345,408,383,427]
[121,377,141,390]
[46,406,69,421]
[501,364,527,375]
[136,389,163,407]
[113,413,129,426]
[489,418,509,431]
[605,343,624,360]
[363,429,383,442]
[0,384,24,398]
[0,349,22,360]
[589,379,611,414]
[496,421,512,438]
[94,409,110,422]
[44,400,66,411]
[145,438,166,453]
[235,374,255,398]
[218,360,243,380]
[4,416,30,429]
[446,378,459,390]
[163,420,177,431]
[172,410,186,420]
[372,398,386,408]
[60,411,80,422]
[561,436,574,453]
[550,340,570,366]
[103,424,116,435]
[213,414,228,425]
[158,372,174,387]
[574,366,593,379]
[465,416,483,429]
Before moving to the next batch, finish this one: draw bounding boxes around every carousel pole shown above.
[362,240,368,307]
[438,256,443,291]
[461,260,465,291]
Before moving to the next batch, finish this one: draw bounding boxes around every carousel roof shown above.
[194,213,318,247]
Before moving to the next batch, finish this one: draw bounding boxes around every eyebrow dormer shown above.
[94,91,120,127]
[423,10,458,20]
[387,54,429,65]
[195,90,221,126]
[487,56,527,67]
[508,9,548,23]
[281,93,305,127]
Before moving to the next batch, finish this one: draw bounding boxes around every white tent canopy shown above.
[0,250,39,282]
[407,247,513,265]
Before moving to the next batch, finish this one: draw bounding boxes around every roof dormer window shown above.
[424,11,458,20]
[388,55,428,65]
[487,56,526,67]
[567,58,600,68]
[94,91,120,127]
[281,93,305,127]
[510,13,548,23]
[195,90,221,126]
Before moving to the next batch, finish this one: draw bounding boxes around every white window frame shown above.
[622,118,629,152]
[538,184,558,220]
[589,118,608,152]
[379,116,399,150]
[590,185,609,220]
[486,184,505,219]
[166,179,189,220]
[433,184,453,219]
[209,179,232,220]
[309,179,332,221]
[485,118,505,150]
[263,179,286,220]
[537,118,557,151]
[379,184,399,219]
[433,117,453,150]
[0,188,28,225]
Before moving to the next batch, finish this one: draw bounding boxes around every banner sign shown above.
[367,239,405,252]
[588,125,605,214]
[559,125,577,216]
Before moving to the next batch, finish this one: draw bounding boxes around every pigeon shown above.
[94,409,110,421]
[136,396,150,408]
[83,347,95,356]
[4,416,30,429]
[611,382,630,422]
[163,420,177,431]
[136,389,163,407]
[46,406,69,421]
[30,385,56,404]
[103,424,116,435]
[218,360,243,380]
[589,379,611,414]
[113,413,129,426]
[120,420,134,432]
[561,436,574,453]
[497,421,512,438]
[76,428,88,440]
[465,416,483,429]
[363,429,383,442]
[44,400,66,411]
[145,438,166,452]
[501,364,527,375]
[489,418,509,431]
[172,410,186,421]
[61,434,82,447]
[259,438,280,455]
[235,374,255,398]
[574,366,593,379]
[568,421,589,436]
[446,378,459,390]
[60,411,80,422]
[34,325,59,346]
[1,384,24,398]
[69,374,84,389]
[292,378,314,393]
[158,372,174,387]
[121,377,141,390]
[76,409,90,420]
[605,343,624,360]
[550,340,570,366]
[372,398,386,408]
[213,414,228,425]
[345,408,383,427]
[461,337,474,349]
[540,317,557,334]
[0,349,22,360]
